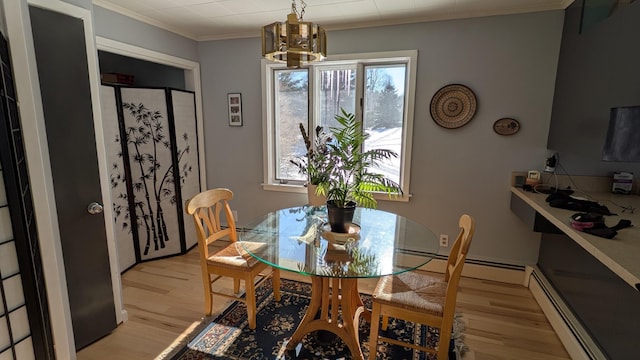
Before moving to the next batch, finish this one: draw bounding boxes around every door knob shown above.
[87,202,104,215]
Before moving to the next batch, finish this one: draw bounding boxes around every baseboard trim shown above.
[396,251,526,284]
[526,266,606,360]
[423,259,524,284]
[120,309,129,323]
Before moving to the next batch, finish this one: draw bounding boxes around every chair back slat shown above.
[445,214,475,282]
[443,214,475,313]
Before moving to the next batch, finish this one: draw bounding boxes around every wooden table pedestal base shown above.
[285,276,368,360]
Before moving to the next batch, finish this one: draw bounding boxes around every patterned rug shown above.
[163,278,466,360]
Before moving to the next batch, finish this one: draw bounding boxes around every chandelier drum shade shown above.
[262,0,326,68]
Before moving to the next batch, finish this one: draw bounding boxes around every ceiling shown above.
[93,0,573,41]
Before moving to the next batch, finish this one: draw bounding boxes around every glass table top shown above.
[238,205,439,278]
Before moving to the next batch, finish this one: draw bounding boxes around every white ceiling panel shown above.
[220,0,291,14]
[185,2,236,17]
[374,0,424,12]
[172,0,235,5]
[310,2,379,21]
[93,0,573,40]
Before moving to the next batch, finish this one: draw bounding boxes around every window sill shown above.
[262,183,307,194]
[261,183,412,202]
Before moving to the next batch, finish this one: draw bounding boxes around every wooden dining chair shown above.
[185,188,280,329]
[368,214,475,359]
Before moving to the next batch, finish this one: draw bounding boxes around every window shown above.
[261,51,417,201]
[273,68,309,182]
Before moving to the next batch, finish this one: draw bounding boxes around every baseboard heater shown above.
[399,249,526,270]
[527,266,607,360]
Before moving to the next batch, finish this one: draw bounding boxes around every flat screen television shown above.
[602,105,640,162]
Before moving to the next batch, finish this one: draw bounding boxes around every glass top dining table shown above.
[237,205,439,360]
[238,205,440,278]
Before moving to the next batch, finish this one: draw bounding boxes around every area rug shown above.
[160,278,467,360]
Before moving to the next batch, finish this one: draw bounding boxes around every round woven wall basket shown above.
[430,84,477,129]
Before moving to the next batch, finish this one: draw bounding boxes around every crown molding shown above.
[92,0,198,41]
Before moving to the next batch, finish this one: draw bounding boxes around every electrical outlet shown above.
[440,234,449,247]
[232,210,238,222]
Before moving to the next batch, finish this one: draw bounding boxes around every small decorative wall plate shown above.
[493,118,520,135]
[430,84,477,129]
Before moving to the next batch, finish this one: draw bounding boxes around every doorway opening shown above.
[95,38,206,313]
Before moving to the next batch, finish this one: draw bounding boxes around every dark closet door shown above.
[29,6,116,350]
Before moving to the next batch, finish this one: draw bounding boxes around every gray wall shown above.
[548,2,640,175]
[63,0,90,10]
[198,11,565,265]
[93,5,198,62]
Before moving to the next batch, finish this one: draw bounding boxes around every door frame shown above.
[3,0,122,358]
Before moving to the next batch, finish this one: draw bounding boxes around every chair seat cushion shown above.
[372,271,447,316]
[208,241,266,270]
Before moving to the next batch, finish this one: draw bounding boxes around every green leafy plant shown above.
[317,108,402,208]
[290,123,334,186]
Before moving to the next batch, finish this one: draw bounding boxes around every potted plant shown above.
[318,109,403,233]
[290,123,333,205]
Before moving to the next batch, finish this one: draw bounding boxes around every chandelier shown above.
[261,0,327,68]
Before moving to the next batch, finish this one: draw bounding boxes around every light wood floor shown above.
[77,247,571,360]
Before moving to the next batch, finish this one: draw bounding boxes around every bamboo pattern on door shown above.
[108,87,197,261]
[121,101,192,255]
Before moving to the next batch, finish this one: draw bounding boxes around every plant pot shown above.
[307,183,326,207]
[326,200,356,233]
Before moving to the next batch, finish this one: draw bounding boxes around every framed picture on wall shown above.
[228,93,243,126]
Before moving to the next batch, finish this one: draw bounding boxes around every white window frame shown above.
[261,50,417,202]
